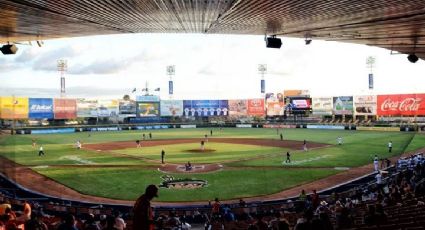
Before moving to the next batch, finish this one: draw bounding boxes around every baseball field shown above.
[1,128,424,203]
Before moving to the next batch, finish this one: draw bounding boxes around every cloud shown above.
[198,65,216,76]
[268,69,291,77]
[69,51,149,75]
[69,59,124,74]
[0,87,57,97]
[14,47,39,63]
[32,46,82,71]
[0,86,128,99]
[66,86,128,98]
[0,61,15,72]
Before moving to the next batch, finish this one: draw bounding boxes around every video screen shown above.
[289,97,312,110]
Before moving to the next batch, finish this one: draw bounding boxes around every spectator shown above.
[16,200,31,222]
[99,215,108,230]
[311,190,320,209]
[374,203,388,225]
[254,214,268,230]
[299,190,307,202]
[337,206,353,229]
[211,198,221,218]
[269,212,290,230]
[113,211,126,230]
[0,201,11,215]
[239,199,246,207]
[57,213,78,230]
[5,207,16,218]
[165,212,180,229]
[294,210,313,230]
[104,215,118,230]
[223,205,235,222]
[83,214,100,230]
[25,211,48,230]
[133,184,159,230]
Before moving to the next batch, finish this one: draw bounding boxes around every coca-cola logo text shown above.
[381,98,422,112]
[249,99,263,107]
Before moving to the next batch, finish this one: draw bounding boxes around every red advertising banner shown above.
[377,94,425,116]
[247,99,265,116]
[54,98,77,119]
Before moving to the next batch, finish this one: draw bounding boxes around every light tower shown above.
[366,56,376,122]
[258,64,267,97]
[166,65,175,99]
[366,56,375,90]
[57,59,68,98]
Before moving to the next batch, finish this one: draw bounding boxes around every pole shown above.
[258,64,267,97]
[12,95,16,135]
[57,60,68,98]
[167,65,175,99]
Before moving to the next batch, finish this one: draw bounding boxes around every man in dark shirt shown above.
[133,185,159,230]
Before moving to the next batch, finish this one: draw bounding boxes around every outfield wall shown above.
[1,93,425,120]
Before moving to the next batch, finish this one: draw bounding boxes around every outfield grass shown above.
[34,167,337,201]
[230,131,415,167]
[0,128,423,202]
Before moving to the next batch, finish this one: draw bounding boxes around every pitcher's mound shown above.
[186,149,216,153]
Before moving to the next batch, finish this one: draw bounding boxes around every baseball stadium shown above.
[2,1,425,230]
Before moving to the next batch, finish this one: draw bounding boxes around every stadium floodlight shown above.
[1,44,18,55]
[407,54,419,63]
[265,35,282,49]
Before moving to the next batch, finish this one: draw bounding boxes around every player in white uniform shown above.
[373,155,379,171]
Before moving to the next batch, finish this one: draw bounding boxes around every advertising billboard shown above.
[228,99,247,116]
[54,98,77,119]
[265,93,284,116]
[97,99,119,117]
[312,97,333,115]
[160,100,183,116]
[76,99,98,118]
[137,102,159,117]
[183,100,228,116]
[0,97,29,119]
[333,96,353,115]
[354,95,377,115]
[266,101,283,116]
[265,92,284,104]
[29,98,54,119]
[377,94,425,116]
[289,97,312,111]
[119,100,137,116]
[136,95,160,102]
[284,90,310,97]
[247,99,265,116]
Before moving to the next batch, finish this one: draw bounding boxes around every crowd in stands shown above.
[1,152,424,230]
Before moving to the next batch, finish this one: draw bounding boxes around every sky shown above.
[1,33,425,100]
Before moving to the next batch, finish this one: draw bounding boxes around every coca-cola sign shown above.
[377,94,425,116]
[54,98,77,119]
[247,99,265,116]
